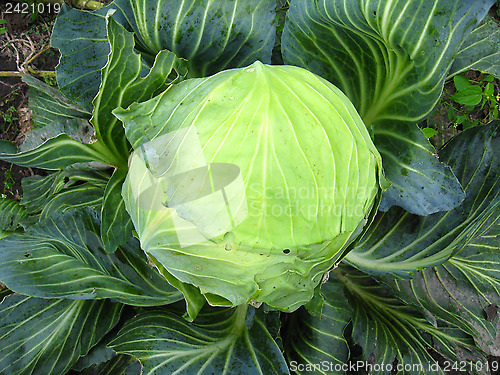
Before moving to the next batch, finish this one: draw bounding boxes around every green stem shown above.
[88,139,128,169]
[230,304,249,336]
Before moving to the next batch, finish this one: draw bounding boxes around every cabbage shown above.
[115,61,387,311]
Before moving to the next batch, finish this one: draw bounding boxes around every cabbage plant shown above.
[117,61,388,311]
[0,0,499,374]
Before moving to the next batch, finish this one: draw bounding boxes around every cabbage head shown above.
[114,61,387,312]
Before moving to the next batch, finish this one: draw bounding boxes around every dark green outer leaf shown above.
[51,4,112,111]
[0,134,116,170]
[21,75,94,145]
[2,76,118,170]
[284,278,351,375]
[77,354,141,375]
[39,180,106,220]
[0,75,117,170]
[380,123,500,356]
[20,173,58,214]
[0,198,27,232]
[19,120,95,154]
[111,0,276,77]
[345,121,500,277]
[17,167,110,229]
[71,316,142,375]
[333,265,486,375]
[72,340,118,371]
[101,168,133,253]
[375,121,465,215]
[91,15,185,166]
[0,294,122,375]
[387,214,500,357]
[0,208,183,306]
[20,167,110,216]
[282,0,494,125]
[448,15,500,79]
[109,305,290,375]
[23,74,91,130]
